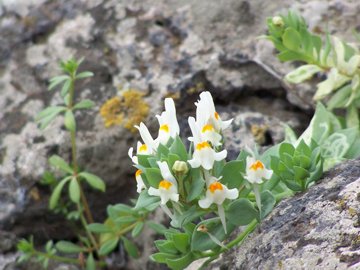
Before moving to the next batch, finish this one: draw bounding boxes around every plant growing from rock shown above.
[265,11,360,128]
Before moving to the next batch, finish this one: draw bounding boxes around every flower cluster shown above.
[128,91,273,235]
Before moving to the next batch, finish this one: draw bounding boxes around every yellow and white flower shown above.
[245,156,273,184]
[195,91,233,132]
[135,122,157,153]
[199,181,238,233]
[156,98,180,145]
[128,141,153,164]
[135,169,146,193]
[188,117,227,170]
[245,156,272,213]
[148,161,179,205]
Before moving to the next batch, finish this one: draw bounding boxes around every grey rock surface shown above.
[206,159,360,270]
[0,0,359,269]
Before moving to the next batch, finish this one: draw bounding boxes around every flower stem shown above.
[199,219,258,259]
[77,203,99,253]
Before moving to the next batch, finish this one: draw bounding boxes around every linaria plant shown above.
[265,11,360,128]
[19,51,348,269]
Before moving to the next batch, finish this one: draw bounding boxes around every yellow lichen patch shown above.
[209,182,223,193]
[250,124,269,145]
[159,180,172,190]
[100,90,149,133]
[250,160,265,171]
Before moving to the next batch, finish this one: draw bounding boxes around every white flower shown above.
[148,161,179,205]
[128,141,152,164]
[195,91,232,132]
[245,156,273,184]
[198,181,238,233]
[135,122,157,153]
[188,117,227,170]
[135,169,146,193]
[148,180,179,205]
[156,98,180,145]
[198,182,238,208]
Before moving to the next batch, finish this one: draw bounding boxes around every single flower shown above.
[198,181,238,233]
[135,169,146,193]
[156,98,180,145]
[188,117,227,170]
[244,156,272,213]
[195,91,233,132]
[128,141,153,164]
[148,161,179,205]
[245,156,273,184]
[135,122,157,152]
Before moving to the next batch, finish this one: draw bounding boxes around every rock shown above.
[0,0,358,269]
[206,159,360,270]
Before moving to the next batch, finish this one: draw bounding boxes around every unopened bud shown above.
[197,224,208,233]
[172,161,188,175]
[272,16,284,27]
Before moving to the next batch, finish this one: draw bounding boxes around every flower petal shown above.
[199,197,213,209]
[157,161,177,184]
[148,187,160,197]
[214,149,227,161]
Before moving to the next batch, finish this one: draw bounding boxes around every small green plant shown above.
[19,14,360,268]
[265,11,360,128]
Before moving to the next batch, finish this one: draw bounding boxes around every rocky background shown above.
[0,0,359,269]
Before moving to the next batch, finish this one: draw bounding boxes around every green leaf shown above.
[260,190,276,220]
[293,166,309,181]
[87,223,113,233]
[157,144,170,158]
[99,238,119,255]
[79,172,106,192]
[86,253,96,270]
[165,252,193,270]
[220,160,245,189]
[227,198,258,226]
[36,106,67,121]
[172,233,190,253]
[135,190,160,210]
[155,240,178,255]
[73,99,95,110]
[131,222,144,238]
[150,252,177,263]
[76,71,94,79]
[147,221,167,234]
[48,75,69,91]
[282,28,302,51]
[60,79,71,97]
[285,64,323,84]
[145,168,162,187]
[170,136,188,160]
[114,216,137,225]
[186,170,205,202]
[69,178,80,203]
[49,155,73,174]
[122,237,139,258]
[191,218,235,252]
[49,177,71,209]
[55,241,85,253]
[64,110,76,132]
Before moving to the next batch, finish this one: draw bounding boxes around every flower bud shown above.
[172,160,189,176]
[272,16,284,27]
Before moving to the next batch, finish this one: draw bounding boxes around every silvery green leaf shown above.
[314,68,350,100]
[285,65,323,84]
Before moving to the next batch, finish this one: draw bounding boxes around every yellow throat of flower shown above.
[135,169,142,177]
[209,182,223,193]
[139,144,148,152]
[250,160,265,171]
[196,141,211,150]
[202,124,214,133]
[159,180,172,190]
[214,112,220,120]
[159,124,170,133]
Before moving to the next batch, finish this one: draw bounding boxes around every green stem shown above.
[116,221,139,237]
[67,76,94,224]
[77,203,99,253]
[274,190,293,203]
[199,219,258,259]
[32,250,106,267]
